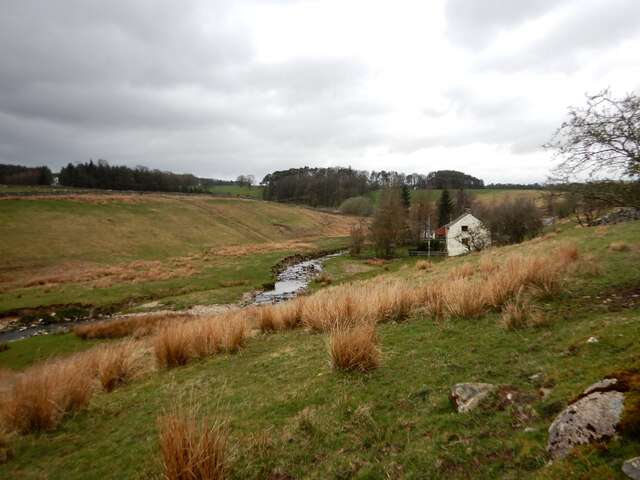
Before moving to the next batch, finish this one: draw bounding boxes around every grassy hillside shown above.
[0,219,638,479]
[207,185,263,199]
[0,194,354,314]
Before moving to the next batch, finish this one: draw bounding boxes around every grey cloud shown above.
[475,0,640,74]
[444,0,563,49]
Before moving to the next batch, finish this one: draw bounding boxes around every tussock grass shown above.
[501,289,530,329]
[154,326,192,370]
[363,258,391,266]
[75,313,191,340]
[257,299,304,332]
[448,263,475,279]
[153,313,247,369]
[0,360,93,433]
[188,313,247,359]
[328,323,380,373]
[87,341,146,392]
[157,401,229,480]
[610,242,630,251]
[442,279,487,318]
[415,260,433,270]
[218,280,251,288]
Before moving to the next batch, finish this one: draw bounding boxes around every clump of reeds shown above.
[415,260,432,270]
[501,289,530,329]
[610,242,630,251]
[1,361,93,433]
[328,323,380,373]
[370,282,415,323]
[448,263,475,280]
[157,402,229,480]
[153,313,247,369]
[257,298,304,332]
[442,279,486,318]
[555,243,579,262]
[88,341,145,392]
[188,313,247,359]
[74,313,190,340]
[218,280,251,287]
[364,258,390,267]
[154,326,192,370]
[416,282,444,318]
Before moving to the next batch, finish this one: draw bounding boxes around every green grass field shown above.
[0,193,353,314]
[208,185,263,199]
[0,218,638,479]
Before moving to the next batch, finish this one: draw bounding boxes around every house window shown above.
[461,225,468,232]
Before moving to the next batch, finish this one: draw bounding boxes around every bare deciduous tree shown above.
[546,89,640,180]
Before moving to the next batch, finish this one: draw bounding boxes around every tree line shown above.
[261,167,486,207]
[0,164,53,185]
[58,160,234,192]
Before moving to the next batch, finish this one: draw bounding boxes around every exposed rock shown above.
[588,208,640,227]
[623,457,640,480]
[449,383,495,413]
[587,336,599,343]
[546,391,624,459]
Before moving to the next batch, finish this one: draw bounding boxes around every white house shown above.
[434,212,490,256]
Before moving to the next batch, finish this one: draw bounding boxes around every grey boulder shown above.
[623,457,640,480]
[546,390,624,459]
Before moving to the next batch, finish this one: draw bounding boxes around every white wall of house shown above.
[446,213,490,256]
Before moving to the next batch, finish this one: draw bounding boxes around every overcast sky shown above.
[1,0,639,184]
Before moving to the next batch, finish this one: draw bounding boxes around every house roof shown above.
[434,212,475,236]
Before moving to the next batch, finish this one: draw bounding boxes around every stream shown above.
[0,251,344,343]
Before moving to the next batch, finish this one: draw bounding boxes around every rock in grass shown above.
[546,390,624,459]
[623,457,640,480]
[449,383,495,413]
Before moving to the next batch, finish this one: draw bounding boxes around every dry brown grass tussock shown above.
[363,258,391,267]
[157,401,229,480]
[415,260,433,270]
[501,289,530,329]
[153,313,248,369]
[256,298,304,332]
[610,242,631,251]
[1,360,93,433]
[218,279,251,287]
[75,313,192,339]
[448,263,475,280]
[86,340,148,392]
[328,322,380,373]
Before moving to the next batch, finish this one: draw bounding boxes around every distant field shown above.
[208,184,263,199]
[0,193,353,314]
[360,188,545,206]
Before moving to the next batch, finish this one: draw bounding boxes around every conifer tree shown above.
[437,188,454,227]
